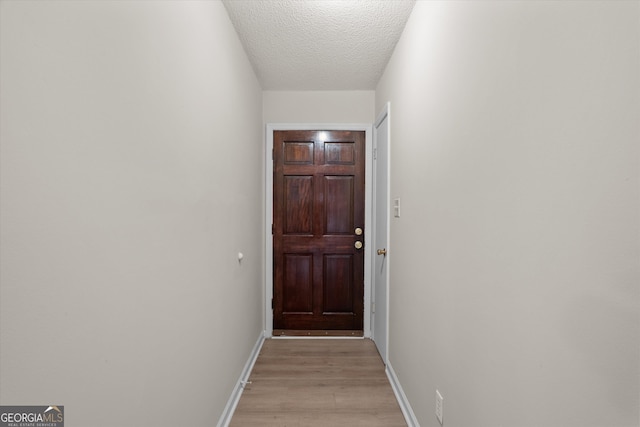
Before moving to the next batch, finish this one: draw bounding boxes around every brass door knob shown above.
[354,241,363,249]
[377,249,387,256]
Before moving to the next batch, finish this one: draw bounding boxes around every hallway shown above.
[230,339,406,426]
[1,2,637,426]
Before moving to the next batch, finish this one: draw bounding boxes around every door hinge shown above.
[271,298,274,309]
[271,224,274,234]
[272,148,274,161]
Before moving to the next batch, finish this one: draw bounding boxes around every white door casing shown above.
[372,103,390,363]
[265,123,373,338]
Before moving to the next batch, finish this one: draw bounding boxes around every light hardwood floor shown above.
[230,338,407,426]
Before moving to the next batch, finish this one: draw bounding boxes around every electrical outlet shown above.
[435,390,444,425]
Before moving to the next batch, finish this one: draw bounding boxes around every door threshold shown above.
[272,329,364,338]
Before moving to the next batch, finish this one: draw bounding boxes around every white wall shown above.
[376,1,639,426]
[263,90,375,124]
[0,1,263,426]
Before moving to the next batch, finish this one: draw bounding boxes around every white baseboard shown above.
[386,362,420,427]
[216,331,266,427]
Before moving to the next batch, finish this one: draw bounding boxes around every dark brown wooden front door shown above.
[273,130,365,331]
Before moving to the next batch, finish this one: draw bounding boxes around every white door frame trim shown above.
[372,102,391,364]
[265,123,373,338]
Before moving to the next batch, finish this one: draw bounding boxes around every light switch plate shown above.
[393,198,401,218]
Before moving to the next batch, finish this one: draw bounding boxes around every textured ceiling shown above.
[222,0,416,90]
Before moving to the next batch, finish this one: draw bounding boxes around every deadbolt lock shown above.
[355,227,363,236]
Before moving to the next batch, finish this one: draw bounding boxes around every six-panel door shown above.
[273,130,365,331]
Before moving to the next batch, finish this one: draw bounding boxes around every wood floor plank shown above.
[230,339,407,427]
